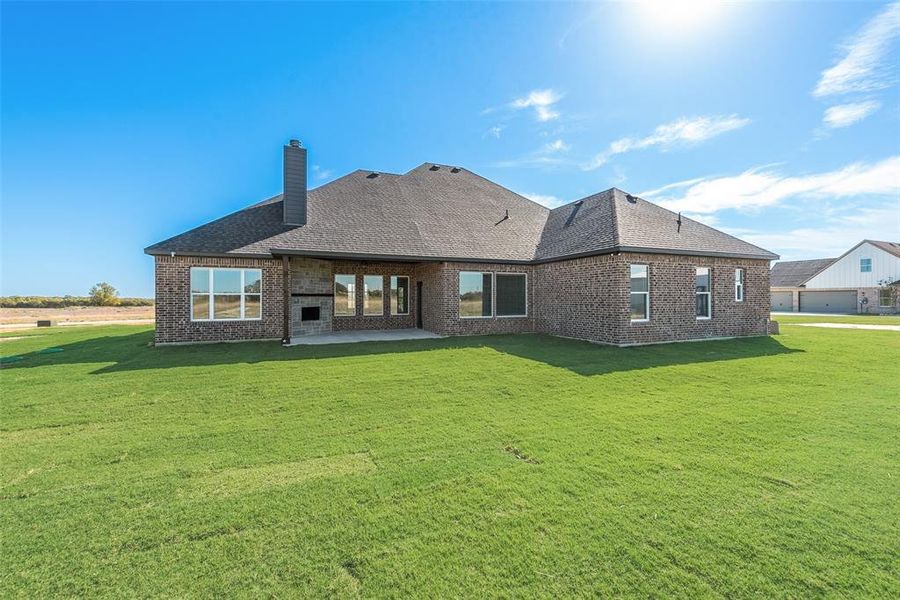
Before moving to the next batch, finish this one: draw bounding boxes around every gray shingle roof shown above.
[867,239,900,259]
[770,258,837,287]
[145,165,778,262]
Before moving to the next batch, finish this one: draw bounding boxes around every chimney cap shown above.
[288,139,301,148]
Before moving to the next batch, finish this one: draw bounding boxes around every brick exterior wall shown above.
[154,253,772,345]
[154,255,283,344]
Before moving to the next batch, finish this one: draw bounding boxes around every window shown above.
[363,275,383,316]
[496,273,527,317]
[735,268,744,302]
[390,276,410,315]
[190,268,261,321]
[880,288,893,307]
[334,275,356,316]
[860,258,872,272]
[696,267,711,319]
[459,272,492,318]
[630,265,649,322]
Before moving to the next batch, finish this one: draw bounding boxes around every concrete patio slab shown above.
[286,329,443,346]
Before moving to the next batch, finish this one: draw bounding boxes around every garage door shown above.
[771,291,793,311]
[799,291,857,314]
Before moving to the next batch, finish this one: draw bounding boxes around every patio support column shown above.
[281,255,291,345]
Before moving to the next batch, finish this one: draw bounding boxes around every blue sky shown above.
[2,1,898,297]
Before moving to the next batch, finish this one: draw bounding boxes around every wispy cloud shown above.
[583,115,751,170]
[311,165,332,181]
[643,156,900,214]
[823,100,882,128]
[484,125,504,139]
[510,89,563,122]
[738,206,900,261]
[518,191,565,208]
[814,2,900,97]
[494,138,572,169]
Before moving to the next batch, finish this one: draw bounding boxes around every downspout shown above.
[282,255,291,345]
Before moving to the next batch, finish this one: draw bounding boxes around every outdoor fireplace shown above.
[301,306,321,321]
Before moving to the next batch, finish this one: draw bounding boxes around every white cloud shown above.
[642,156,900,215]
[583,115,751,170]
[518,191,565,208]
[311,165,332,181]
[823,100,881,127]
[739,206,900,261]
[543,139,570,152]
[484,125,503,139]
[814,2,900,97]
[510,89,563,122]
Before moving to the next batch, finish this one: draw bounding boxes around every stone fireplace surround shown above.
[290,257,333,337]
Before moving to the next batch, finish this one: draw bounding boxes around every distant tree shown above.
[89,282,121,306]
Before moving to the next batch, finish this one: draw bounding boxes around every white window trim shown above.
[735,268,744,302]
[495,272,528,318]
[390,275,410,316]
[333,274,357,317]
[879,289,892,307]
[630,264,650,323]
[696,267,712,320]
[459,271,494,319]
[189,267,262,322]
[363,275,384,317]
[860,258,872,273]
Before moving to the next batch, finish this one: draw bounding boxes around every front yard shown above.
[2,321,898,597]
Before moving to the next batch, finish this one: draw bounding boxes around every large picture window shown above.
[459,272,493,318]
[696,267,711,319]
[334,274,356,316]
[735,268,744,302]
[391,276,409,315]
[363,275,384,316]
[496,273,527,317]
[190,267,261,321]
[630,265,649,322]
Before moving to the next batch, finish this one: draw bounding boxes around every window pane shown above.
[334,275,355,316]
[496,274,526,316]
[630,293,648,320]
[364,275,384,315]
[391,276,409,315]
[244,294,261,318]
[214,295,241,319]
[696,267,710,292]
[880,289,892,307]
[191,268,210,293]
[192,294,210,319]
[213,270,241,293]
[696,293,710,318]
[459,272,491,317]
[244,270,261,293]
[630,265,648,292]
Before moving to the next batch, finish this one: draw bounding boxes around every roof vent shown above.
[429,165,440,171]
[625,194,637,204]
[574,199,584,206]
[451,167,460,173]
[366,172,379,179]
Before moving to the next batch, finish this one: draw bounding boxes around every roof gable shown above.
[770,258,837,287]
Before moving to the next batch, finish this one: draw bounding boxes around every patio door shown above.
[416,282,423,328]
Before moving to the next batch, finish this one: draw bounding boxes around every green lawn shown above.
[774,313,900,325]
[2,323,898,597]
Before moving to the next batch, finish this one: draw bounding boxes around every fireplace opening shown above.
[301,306,321,322]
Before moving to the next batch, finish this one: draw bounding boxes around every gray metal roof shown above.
[145,165,778,262]
[770,258,837,287]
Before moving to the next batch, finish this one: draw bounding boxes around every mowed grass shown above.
[774,313,900,325]
[1,323,898,597]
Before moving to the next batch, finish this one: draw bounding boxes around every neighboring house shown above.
[145,140,779,346]
[770,240,900,314]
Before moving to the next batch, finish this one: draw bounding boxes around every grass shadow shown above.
[2,328,801,377]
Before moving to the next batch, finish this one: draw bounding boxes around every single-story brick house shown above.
[145,140,779,346]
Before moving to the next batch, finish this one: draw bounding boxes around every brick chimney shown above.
[283,139,307,226]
